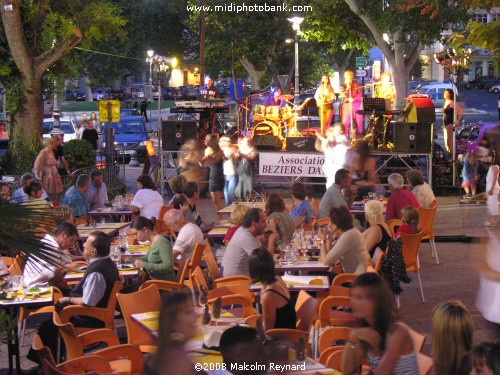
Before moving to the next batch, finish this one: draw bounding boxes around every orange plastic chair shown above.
[53,311,144,374]
[116,284,161,353]
[207,294,255,317]
[74,218,87,226]
[418,203,439,264]
[190,243,207,271]
[203,246,251,287]
[208,284,254,302]
[191,266,209,292]
[314,296,354,330]
[316,218,330,228]
[325,349,345,371]
[7,256,23,276]
[214,276,252,288]
[388,219,403,237]
[59,281,123,333]
[301,219,316,231]
[244,314,263,328]
[158,205,170,221]
[19,287,63,346]
[332,273,357,287]
[417,352,435,375]
[265,329,310,355]
[176,258,192,286]
[295,291,318,333]
[203,244,222,280]
[318,346,344,366]
[139,280,183,292]
[318,327,352,355]
[2,256,15,267]
[399,231,425,307]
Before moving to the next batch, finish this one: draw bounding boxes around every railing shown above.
[61,163,123,194]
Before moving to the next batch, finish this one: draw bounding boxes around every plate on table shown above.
[25,286,49,296]
[75,266,87,273]
[117,264,137,271]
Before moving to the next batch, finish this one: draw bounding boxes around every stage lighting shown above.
[433,51,448,65]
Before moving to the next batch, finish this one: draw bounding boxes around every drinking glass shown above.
[251,194,257,207]
[212,303,222,326]
[363,196,369,203]
[100,216,106,225]
[245,191,251,202]
[261,191,267,203]
[110,245,121,266]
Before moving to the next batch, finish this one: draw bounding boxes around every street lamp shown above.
[148,53,178,195]
[288,16,304,106]
[147,49,154,102]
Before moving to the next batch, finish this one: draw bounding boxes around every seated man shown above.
[24,222,78,287]
[84,169,108,210]
[12,173,48,204]
[221,208,278,277]
[385,173,420,221]
[163,208,204,271]
[183,181,213,232]
[318,169,356,219]
[406,169,435,209]
[61,174,91,221]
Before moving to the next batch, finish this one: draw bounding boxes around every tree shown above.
[0,0,126,172]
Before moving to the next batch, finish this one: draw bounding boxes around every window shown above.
[473,14,488,23]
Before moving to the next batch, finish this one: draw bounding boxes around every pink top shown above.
[385,189,420,221]
[395,225,423,238]
[224,226,240,243]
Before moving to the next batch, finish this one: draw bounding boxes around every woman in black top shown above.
[202,134,225,210]
[362,200,392,259]
[249,248,297,330]
[442,88,462,160]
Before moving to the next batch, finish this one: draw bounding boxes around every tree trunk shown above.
[239,57,264,90]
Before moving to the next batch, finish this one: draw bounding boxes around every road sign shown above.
[356,57,367,68]
[356,69,367,77]
[98,100,120,123]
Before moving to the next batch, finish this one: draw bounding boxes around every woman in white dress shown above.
[484,152,499,227]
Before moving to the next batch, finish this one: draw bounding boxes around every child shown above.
[461,150,479,198]
[469,342,500,375]
[484,151,499,227]
[395,205,421,238]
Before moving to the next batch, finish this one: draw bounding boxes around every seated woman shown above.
[224,204,249,244]
[130,174,164,220]
[363,200,392,258]
[289,181,315,228]
[406,169,435,209]
[318,206,370,274]
[395,206,421,238]
[249,248,296,330]
[23,181,50,207]
[341,273,419,375]
[131,216,175,281]
[266,193,295,244]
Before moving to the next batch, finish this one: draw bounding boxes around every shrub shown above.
[64,139,95,170]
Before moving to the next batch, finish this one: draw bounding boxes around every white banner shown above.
[259,152,325,177]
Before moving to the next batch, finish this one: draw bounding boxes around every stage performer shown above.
[341,70,363,139]
[314,75,336,135]
[374,72,396,109]
[316,123,349,189]
[442,88,462,161]
[198,74,220,139]
[264,87,286,108]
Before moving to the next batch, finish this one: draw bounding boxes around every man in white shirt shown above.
[23,223,78,287]
[12,173,48,204]
[163,209,204,269]
[221,208,278,277]
[85,169,108,210]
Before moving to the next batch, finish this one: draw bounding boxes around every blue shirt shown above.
[61,185,88,218]
[82,257,107,306]
[290,200,314,222]
[84,183,108,210]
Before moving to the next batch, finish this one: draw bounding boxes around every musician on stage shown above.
[340,70,363,139]
[370,72,396,149]
[374,72,395,109]
[314,75,336,135]
[198,74,219,100]
[198,74,220,139]
[264,86,286,108]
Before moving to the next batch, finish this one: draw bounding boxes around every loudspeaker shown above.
[253,135,283,150]
[286,136,316,152]
[403,96,436,124]
[393,122,433,153]
[162,120,197,150]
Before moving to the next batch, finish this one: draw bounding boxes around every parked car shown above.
[102,115,149,162]
[413,82,459,108]
[120,108,140,116]
[456,121,500,157]
[75,90,86,101]
[42,117,78,143]
[488,84,500,94]
[464,76,500,90]
[64,89,76,101]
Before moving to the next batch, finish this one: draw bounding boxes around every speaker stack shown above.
[162,120,197,151]
[393,95,435,153]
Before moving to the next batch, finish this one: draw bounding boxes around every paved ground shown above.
[1,186,499,373]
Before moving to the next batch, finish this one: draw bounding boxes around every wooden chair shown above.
[203,246,251,287]
[318,327,352,355]
[18,287,63,346]
[399,231,425,308]
[318,346,344,366]
[176,258,192,287]
[244,314,263,328]
[265,329,310,355]
[208,284,254,302]
[139,280,183,292]
[191,266,209,292]
[207,294,255,317]
[116,284,161,353]
[214,276,251,288]
[52,311,144,374]
[388,219,402,237]
[325,349,344,371]
[316,218,330,228]
[418,203,439,264]
[59,281,123,333]
[190,243,207,272]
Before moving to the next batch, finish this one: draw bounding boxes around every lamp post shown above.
[288,16,304,106]
[148,53,178,195]
[147,49,154,119]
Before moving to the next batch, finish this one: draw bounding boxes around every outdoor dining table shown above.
[64,267,139,283]
[217,201,266,217]
[207,227,229,238]
[131,311,339,375]
[349,200,387,215]
[250,275,329,293]
[1,287,54,374]
[88,206,132,219]
[274,260,329,273]
[77,222,131,241]
[122,244,149,259]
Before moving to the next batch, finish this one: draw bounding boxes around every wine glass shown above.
[212,302,221,326]
[198,289,208,308]
[201,304,211,327]
[233,196,239,205]
[261,190,267,203]
[251,194,257,207]
[245,191,251,202]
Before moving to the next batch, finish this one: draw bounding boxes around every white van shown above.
[414,82,459,108]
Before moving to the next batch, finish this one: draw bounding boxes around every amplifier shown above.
[162,120,197,151]
[253,135,282,150]
[393,122,433,153]
[286,136,317,152]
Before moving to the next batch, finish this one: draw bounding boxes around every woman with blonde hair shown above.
[432,300,473,375]
[314,75,336,134]
[34,137,63,202]
[224,204,249,244]
[395,206,421,238]
[363,200,392,258]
